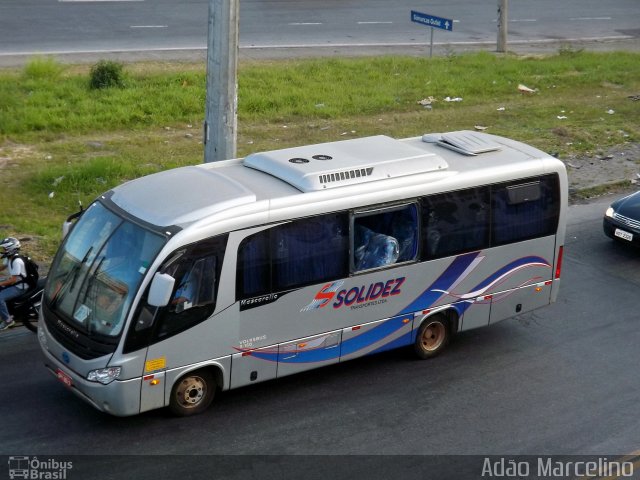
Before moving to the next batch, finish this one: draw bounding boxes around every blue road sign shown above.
[410,10,453,32]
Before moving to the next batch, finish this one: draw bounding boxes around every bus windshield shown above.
[45,202,166,338]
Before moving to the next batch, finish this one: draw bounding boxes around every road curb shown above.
[0,37,639,68]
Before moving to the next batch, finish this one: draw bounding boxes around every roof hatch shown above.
[243,135,448,192]
[422,130,502,156]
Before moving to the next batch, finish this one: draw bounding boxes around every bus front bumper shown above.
[41,347,142,417]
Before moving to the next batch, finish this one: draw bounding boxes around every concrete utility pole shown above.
[497,0,508,53]
[204,0,239,163]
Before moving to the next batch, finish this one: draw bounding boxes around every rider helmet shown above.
[0,237,21,258]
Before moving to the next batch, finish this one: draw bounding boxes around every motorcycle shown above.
[3,277,46,333]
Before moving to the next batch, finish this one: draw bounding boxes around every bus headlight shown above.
[87,367,122,385]
[605,207,614,217]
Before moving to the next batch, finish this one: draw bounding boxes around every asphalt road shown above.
[1,194,639,478]
[1,0,639,66]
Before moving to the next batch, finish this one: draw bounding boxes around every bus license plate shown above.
[614,228,633,242]
[57,369,73,387]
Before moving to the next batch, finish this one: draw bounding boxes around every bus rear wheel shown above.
[169,370,216,416]
[414,315,450,359]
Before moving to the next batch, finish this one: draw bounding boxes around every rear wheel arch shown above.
[413,309,457,359]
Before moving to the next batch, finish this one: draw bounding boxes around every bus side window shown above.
[491,175,559,245]
[237,212,349,298]
[272,213,349,291]
[152,255,218,340]
[237,231,271,298]
[171,256,217,313]
[352,204,418,272]
[421,187,490,259]
[143,235,227,344]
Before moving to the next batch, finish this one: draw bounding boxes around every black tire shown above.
[169,370,216,416]
[413,315,450,359]
[21,302,40,333]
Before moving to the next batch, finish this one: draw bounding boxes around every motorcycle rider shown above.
[0,237,28,330]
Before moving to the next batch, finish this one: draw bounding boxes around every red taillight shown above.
[555,246,564,279]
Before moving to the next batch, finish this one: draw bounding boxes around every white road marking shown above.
[570,17,612,21]
[130,25,168,28]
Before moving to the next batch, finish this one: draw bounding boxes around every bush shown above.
[89,60,124,89]
[23,57,64,80]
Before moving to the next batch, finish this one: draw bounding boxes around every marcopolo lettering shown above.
[239,293,279,311]
[333,277,405,309]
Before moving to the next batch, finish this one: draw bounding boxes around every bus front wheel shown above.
[169,370,216,416]
[414,315,450,359]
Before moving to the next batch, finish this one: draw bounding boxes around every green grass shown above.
[1,50,639,260]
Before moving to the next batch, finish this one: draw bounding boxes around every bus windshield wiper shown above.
[50,246,93,309]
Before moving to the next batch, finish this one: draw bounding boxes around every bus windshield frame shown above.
[45,201,167,339]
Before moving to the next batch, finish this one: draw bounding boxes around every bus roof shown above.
[243,134,448,192]
[108,131,563,229]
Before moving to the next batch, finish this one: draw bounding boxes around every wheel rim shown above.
[175,376,207,408]
[420,321,446,352]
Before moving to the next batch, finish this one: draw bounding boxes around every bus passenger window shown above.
[421,187,490,259]
[237,231,270,298]
[352,204,418,272]
[237,212,350,298]
[353,225,399,270]
[272,213,349,292]
[491,175,559,245]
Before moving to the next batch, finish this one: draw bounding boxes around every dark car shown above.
[603,190,640,247]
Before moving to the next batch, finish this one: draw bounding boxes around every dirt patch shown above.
[562,142,640,194]
[0,143,36,170]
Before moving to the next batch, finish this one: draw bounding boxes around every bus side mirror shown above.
[148,273,175,307]
[62,202,84,239]
[62,221,73,239]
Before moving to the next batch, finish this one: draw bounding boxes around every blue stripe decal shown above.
[340,316,411,357]
[398,251,481,315]
[278,345,341,364]
[242,253,551,366]
[368,331,414,356]
[468,255,549,293]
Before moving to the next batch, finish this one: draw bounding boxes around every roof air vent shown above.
[319,167,374,185]
[423,130,501,156]
[243,135,448,192]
